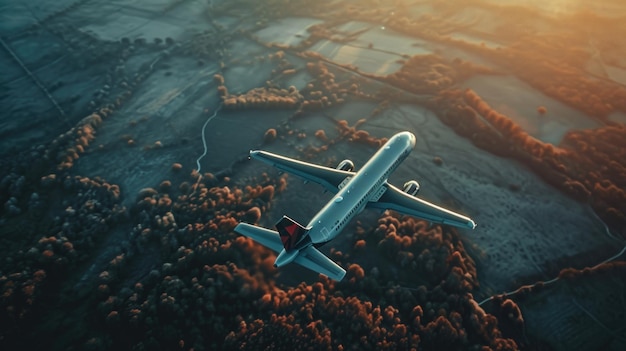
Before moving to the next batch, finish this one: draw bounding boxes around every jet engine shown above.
[403,180,420,196]
[336,159,355,172]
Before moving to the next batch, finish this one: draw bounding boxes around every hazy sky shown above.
[486,0,625,16]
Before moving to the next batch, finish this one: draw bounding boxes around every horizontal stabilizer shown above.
[234,223,283,253]
[234,223,346,280]
[275,215,308,250]
[294,246,346,281]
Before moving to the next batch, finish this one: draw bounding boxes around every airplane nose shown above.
[404,131,416,148]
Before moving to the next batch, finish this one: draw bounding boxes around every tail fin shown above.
[275,215,307,251]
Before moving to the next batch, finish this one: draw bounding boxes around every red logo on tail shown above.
[276,216,307,250]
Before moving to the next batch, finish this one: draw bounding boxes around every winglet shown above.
[275,216,307,251]
[469,219,477,230]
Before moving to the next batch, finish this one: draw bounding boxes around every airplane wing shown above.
[367,183,476,230]
[249,150,354,193]
[235,222,284,252]
[294,246,346,281]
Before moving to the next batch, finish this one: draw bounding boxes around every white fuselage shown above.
[305,131,416,245]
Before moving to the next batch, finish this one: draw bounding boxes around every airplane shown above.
[234,131,476,281]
